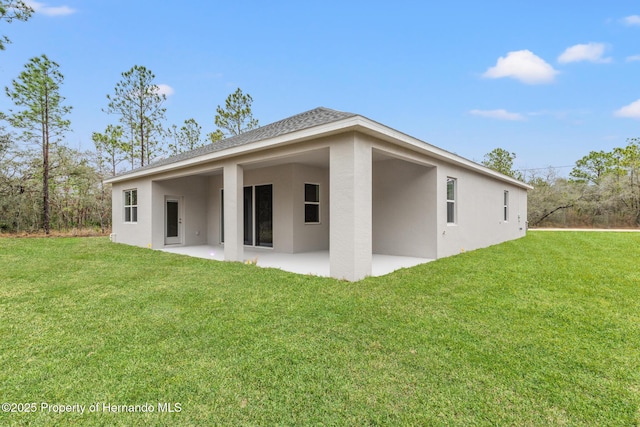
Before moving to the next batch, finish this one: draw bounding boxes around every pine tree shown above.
[5,55,71,234]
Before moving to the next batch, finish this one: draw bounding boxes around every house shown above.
[104,107,530,281]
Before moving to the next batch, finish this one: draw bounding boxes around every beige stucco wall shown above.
[243,164,294,253]
[110,178,153,247]
[372,158,437,258]
[436,164,528,258]
[207,174,223,246]
[207,163,329,253]
[151,175,209,248]
[292,164,330,252]
[329,133,373,280]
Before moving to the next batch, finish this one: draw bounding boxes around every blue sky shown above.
[2,1,640,175]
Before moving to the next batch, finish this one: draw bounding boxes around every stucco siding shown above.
[372,158,437,258]
[110,179,153,247]
[292,164,330,252]
[152,175,209,247]
[207,175,223,245]
[437,165,527,258]
[207,163,330,254]
[329,133,373,281]
[242,164,294,253]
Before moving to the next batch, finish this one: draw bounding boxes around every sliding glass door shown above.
[254,185,273,247]
[243,186,253,245]
[220,185,272,248]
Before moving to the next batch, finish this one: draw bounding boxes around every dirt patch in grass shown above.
[0,228,111,238]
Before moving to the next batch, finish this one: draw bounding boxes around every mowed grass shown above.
[0,232,638,426]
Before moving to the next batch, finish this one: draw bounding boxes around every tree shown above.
[207,129,224,144]
[0,121,20,231]
[569,150,613,185]
[92,124,126,176]
[527,168,583,227]
[180,118,203,151]
[214,88,258,137]
[104,65,166,167]
[614,140,640,184]
[612,140,640,222]
[0,0,33,50]
[167,118,204,155]
[528,139,640,228]
[0,117,11,154]
[482,148,523,180]
[141,116,165,165]
[5,55,71,234]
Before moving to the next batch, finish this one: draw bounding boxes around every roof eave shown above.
[104,117,362,184]
[350,117,533,190]
[104,115,532,190]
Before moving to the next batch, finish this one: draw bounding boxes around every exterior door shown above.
[254,185,273,247]
[220,185,272,247]
[243,186,253,245]
[165,197,182,245]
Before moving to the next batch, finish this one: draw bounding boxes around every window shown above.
[446,178,456,224]
[124,189,137,223]
[503,190,509,221]
[304,183,320,223]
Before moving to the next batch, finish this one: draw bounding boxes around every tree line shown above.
[97,65,257,173]
[0,56,257,234]
[0,4,258,234]
[1,56,637,235]
[483,143,640,228]
[1,3,638,233]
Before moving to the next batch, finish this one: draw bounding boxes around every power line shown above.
[518,165,574,172]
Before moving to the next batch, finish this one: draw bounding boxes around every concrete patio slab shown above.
[159,245,433,278]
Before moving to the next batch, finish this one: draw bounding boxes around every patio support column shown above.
[330,134,372,281]
[223,162,244,262]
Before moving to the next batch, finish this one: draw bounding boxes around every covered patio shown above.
[160,245,433,278]
[149,137,438,281]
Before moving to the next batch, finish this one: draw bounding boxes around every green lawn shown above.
[0,232,638,426]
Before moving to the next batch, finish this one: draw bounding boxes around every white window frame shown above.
[503,190,509,222]
[124,189,138,223]
[446,177,456,224]
[304,183,321,224]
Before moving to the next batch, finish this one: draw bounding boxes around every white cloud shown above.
[469,109,526,121]
[25,0,76,16]
[622,15,640,26]
[614,99,640,119]
[155,84,175,97]
[626,55,640,62]
[558,42,612,64]
[482,50,558,84]
[526,109,590,123]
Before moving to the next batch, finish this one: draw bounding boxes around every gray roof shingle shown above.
[121,107,357,176]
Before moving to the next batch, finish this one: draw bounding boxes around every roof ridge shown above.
[214,106,355,146]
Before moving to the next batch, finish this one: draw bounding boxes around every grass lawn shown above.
[0,232,638,426]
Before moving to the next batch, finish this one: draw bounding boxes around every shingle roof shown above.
[123,107,357,175]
